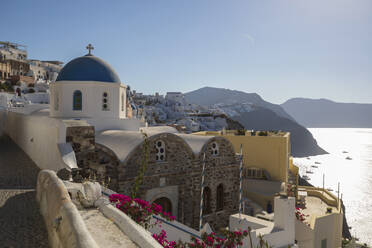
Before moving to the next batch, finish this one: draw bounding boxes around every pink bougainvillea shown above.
[295,207,310,222]
[109,194,176,229]
[110,194,251,248]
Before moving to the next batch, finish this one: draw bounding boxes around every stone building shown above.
[66,125,240,231]
[0,41,30,80]
[0,41,63,83]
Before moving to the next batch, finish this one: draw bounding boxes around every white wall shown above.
[37,170,99,248]
[229,196,296,248]
[0,110,76,171]
[0,93,14,107]
[50,81,126,119]
[295,208,343,248]
[24,93,50,104]
[313,213,343,248]
[295,219,314,248]
[273,196,295,246]
[87,118,143,132]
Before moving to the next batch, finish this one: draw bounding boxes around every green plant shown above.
[0,82,13,92]
[235,129,246,136]
[258,131,268,136]
[131,132,149,199]
[257,234,272,248]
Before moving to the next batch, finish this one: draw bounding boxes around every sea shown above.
[293,128,372,245]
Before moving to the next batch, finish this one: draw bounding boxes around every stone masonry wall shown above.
[66,127,240,232]
[116,134,240,231]
[66,126,120,190]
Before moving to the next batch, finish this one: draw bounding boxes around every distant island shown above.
[282,98,372,128]
[185,87,327,157]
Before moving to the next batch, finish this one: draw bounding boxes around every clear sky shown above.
[2,0,371,104]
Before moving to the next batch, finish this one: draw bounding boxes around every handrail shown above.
[152,215,201,239]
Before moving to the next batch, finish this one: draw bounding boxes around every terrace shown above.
[297,186,342,228]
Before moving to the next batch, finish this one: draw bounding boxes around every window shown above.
[216,184,224,211]
[102,92,109,111]
[211,142,219,156]
[155,140,166,161]
[203,187,212,214]
[321,239,327,248]
[246,168,266,180]
[73,90,82,111]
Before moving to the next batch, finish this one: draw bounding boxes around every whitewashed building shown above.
[49,51,127,120]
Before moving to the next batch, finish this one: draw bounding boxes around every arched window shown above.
[211,142,219,156]
[203,187,212,214]
[155,140,166,162]
[216,184,224,211]
[154,197,172,215]
[102,92,109,111]
[73,90,82,111]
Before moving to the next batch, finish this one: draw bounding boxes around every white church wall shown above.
[86,118,143,132]
[50,81,125,119]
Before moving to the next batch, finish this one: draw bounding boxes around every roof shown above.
[56,55,120,83]
[95,128,216,162]
[96,130,145,162]
[176,133,214,156]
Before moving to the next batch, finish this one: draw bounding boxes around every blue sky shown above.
[2,0,371,104]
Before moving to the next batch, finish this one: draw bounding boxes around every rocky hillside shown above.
[185,87,294,121]
[232,108,327,157]
[185,87,327,157]
[282,98,372,128]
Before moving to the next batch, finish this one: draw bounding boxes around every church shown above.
[4,45,241,231]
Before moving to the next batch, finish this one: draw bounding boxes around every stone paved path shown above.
[0,136,49,247]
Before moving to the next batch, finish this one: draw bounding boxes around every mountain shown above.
[185,87,294,121]
[185,87,327,157]
[232,108,327,157]
[282,98,372,128]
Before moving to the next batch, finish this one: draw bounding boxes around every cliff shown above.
[282,98,372,128]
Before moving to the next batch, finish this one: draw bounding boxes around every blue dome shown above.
[56,55,121,83]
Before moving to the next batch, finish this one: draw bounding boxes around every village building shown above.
[1,45,241,232]
[0,41,63,84]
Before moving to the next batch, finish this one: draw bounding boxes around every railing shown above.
[152,215,201,239]
[298,186,341,210]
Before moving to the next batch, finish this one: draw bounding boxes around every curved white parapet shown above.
[36,170,99,248]
[96,199,163,248]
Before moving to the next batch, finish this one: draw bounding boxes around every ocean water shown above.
[293,128,372,245]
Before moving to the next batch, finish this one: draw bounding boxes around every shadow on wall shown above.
[0,110,6,137]
[0,191,49,247]
[0,135,41,189]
